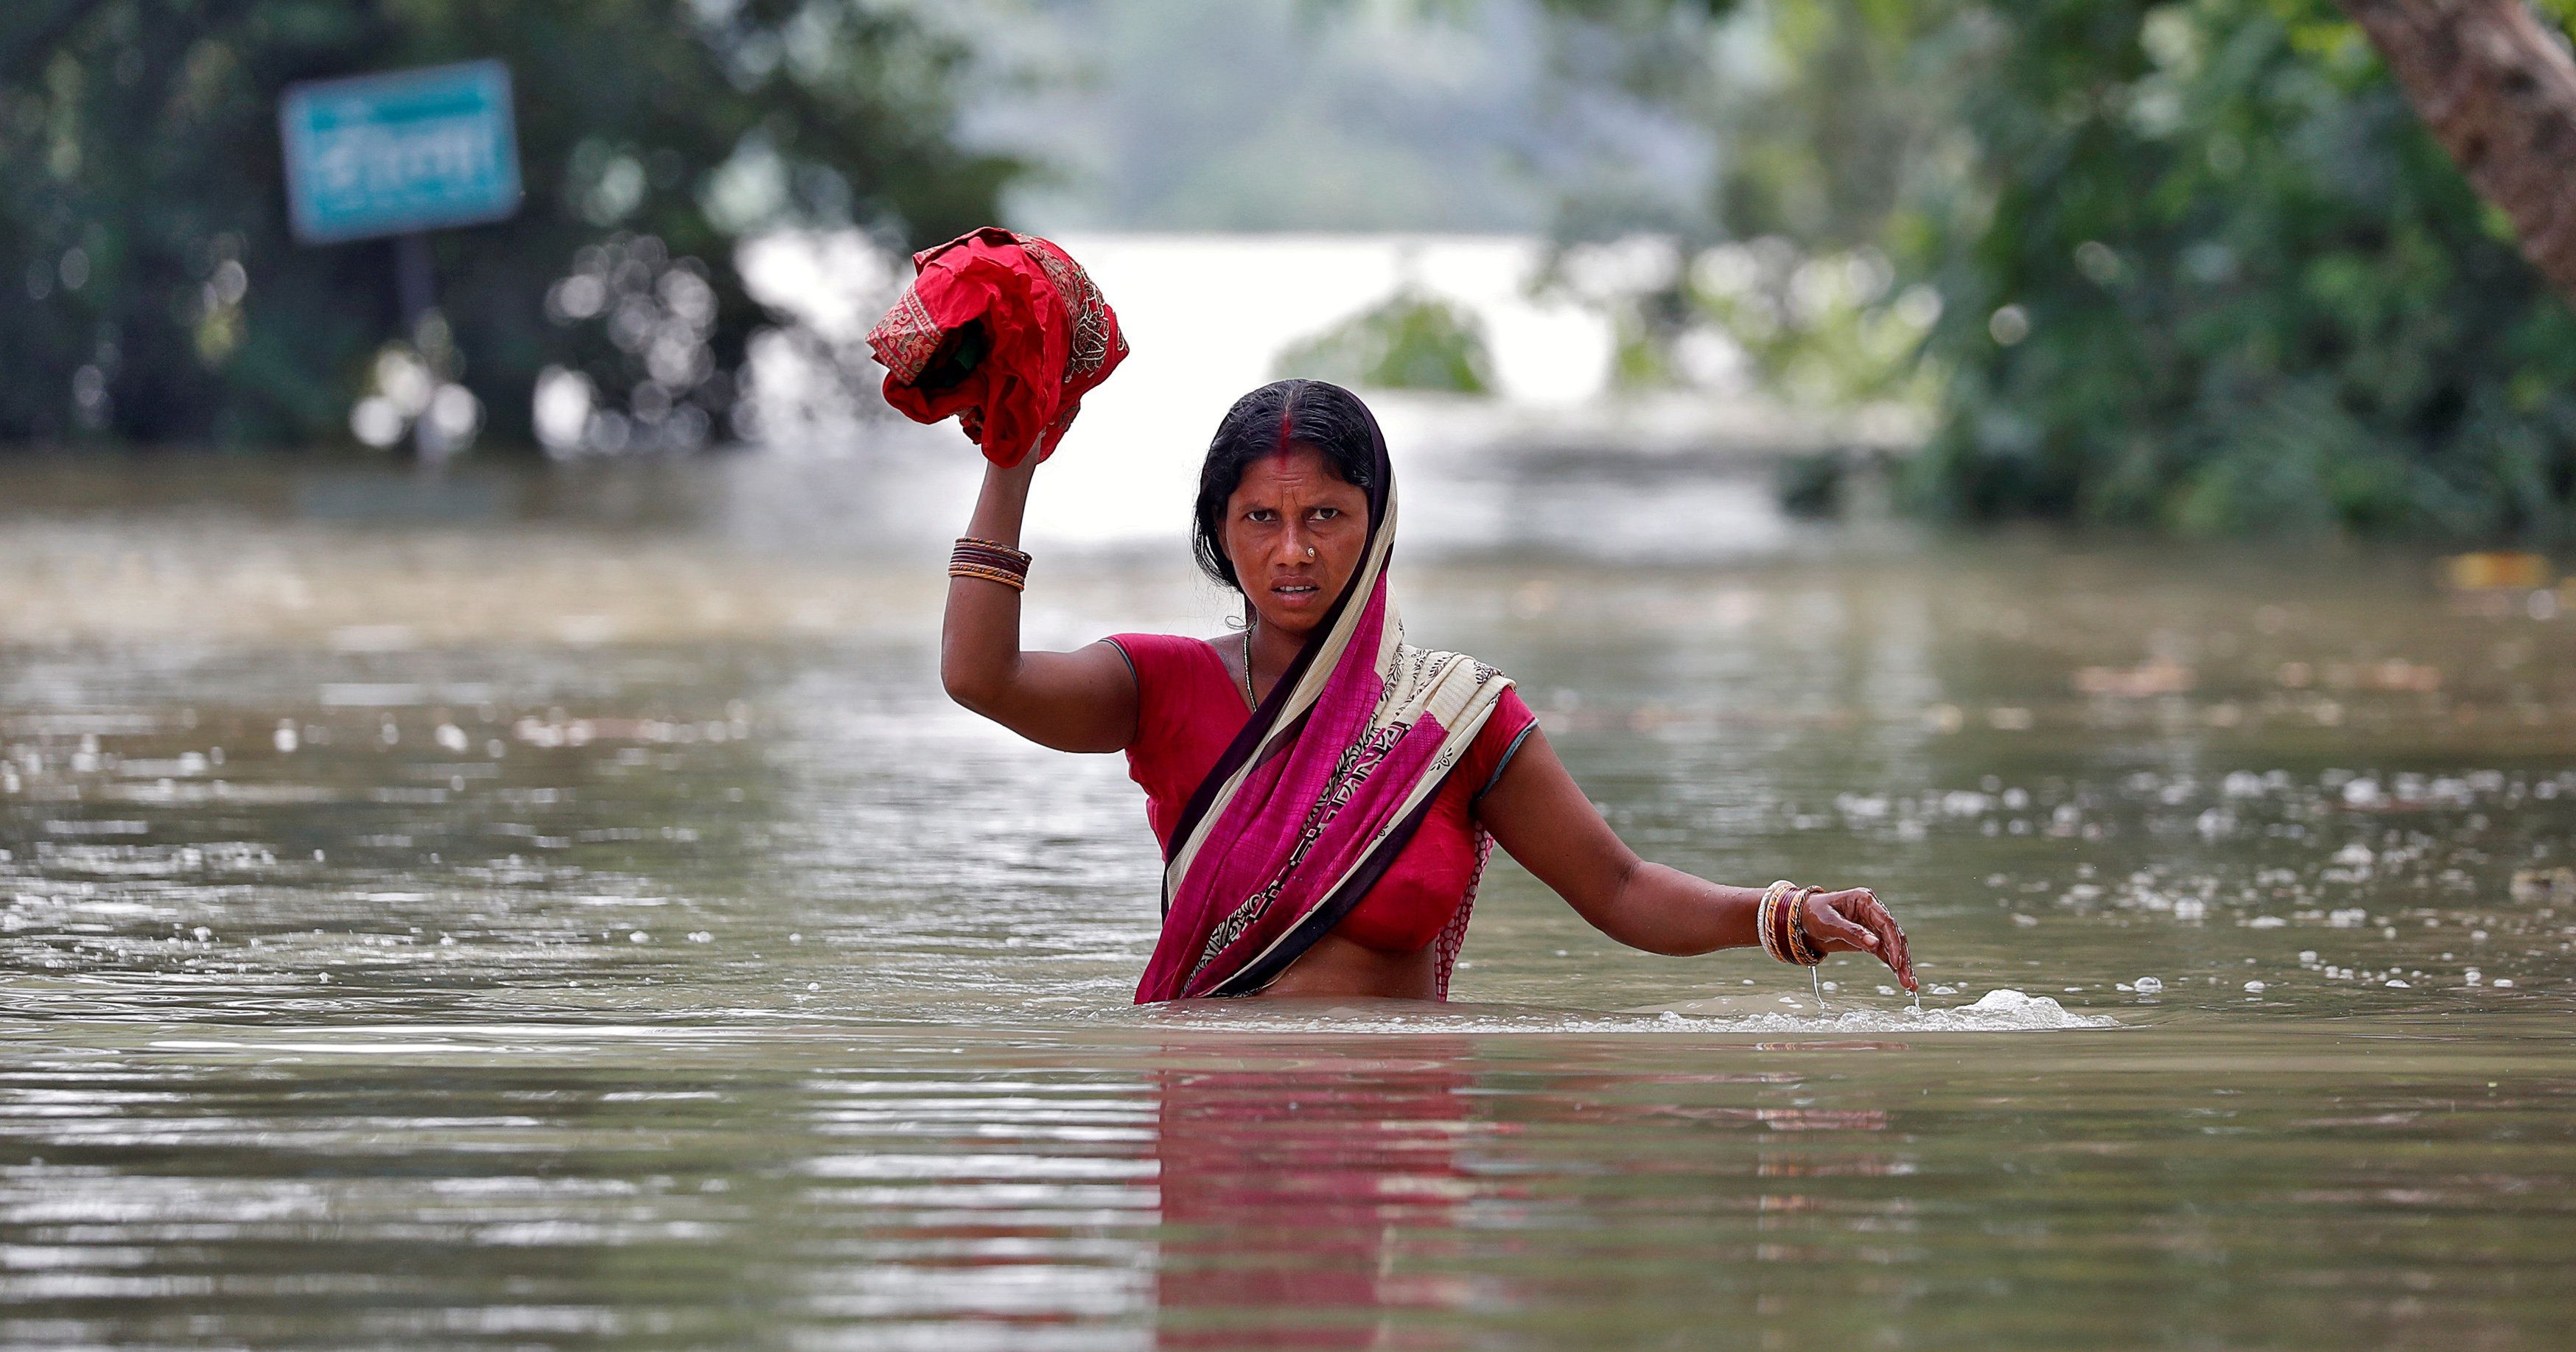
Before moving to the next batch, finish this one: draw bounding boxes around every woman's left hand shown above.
[1800,889,1915,992]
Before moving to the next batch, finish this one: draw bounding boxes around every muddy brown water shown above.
[1,456,2571,1349]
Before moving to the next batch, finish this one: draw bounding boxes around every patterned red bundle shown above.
[865,228,1128,468]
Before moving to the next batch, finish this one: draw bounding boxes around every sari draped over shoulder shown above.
[1135,397,1514,1004]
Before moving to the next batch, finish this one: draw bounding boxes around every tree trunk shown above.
[2336,0,2576,304]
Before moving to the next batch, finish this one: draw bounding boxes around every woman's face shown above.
[1222,443,1370,640]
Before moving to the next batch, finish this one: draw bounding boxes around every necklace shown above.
[1241,618,1258,710]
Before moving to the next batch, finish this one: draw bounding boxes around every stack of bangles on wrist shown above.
[1758,880,1824,967]
[949,537,1032,592]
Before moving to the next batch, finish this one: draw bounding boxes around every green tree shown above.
[1507,0,1957,410]
[1908,0,2576,536]
[1,0,1018,450]
[1528,0,2576,537]
[1275,289,1498,394]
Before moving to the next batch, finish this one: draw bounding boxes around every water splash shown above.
[1119,989,2116,1036]
[1633,988,2115,1034]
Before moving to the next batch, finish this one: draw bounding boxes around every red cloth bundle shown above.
[865,228,1129,467]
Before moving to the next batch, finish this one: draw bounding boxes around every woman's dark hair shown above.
[1191,379,1379,591]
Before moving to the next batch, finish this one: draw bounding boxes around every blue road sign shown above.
[280,60,522,244]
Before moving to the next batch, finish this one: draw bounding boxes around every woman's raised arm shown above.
[1476,728,1915,990]
[939,456,1138,753]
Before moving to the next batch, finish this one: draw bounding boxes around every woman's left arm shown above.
[1476,726,1916,991]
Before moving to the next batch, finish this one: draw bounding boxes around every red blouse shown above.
[1109,633,1538,953]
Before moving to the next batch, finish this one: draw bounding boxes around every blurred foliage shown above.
[1275,288,1497,393]
[1516,0,1956,416]
[1458,0,1936,247]
[1684,240,1941,404]
[1550,0,2576,539]
[1906,0,2576,537]
[1629,0,1936,248]
[0,0,1016,450]
[1710,0,1931,247]
[1561,233,1942,406]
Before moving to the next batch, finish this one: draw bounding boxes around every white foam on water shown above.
[1111,988,2118,1036]
[1616,987,2117,1034]
[1762,988,2115,1032]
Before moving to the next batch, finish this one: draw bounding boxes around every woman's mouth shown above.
[1270,581,1320,601]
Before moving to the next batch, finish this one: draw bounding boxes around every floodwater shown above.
[1,451,2572,1350]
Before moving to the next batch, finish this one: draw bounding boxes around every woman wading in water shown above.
[939,378,1917,1003]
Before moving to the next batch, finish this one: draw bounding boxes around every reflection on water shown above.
[1,455,2573,1348]
[1152,1040,1477,1351]
[3,1029,2569,1349]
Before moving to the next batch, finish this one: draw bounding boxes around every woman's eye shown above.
[1245,509,1276,523]
[1309,507,1340,521]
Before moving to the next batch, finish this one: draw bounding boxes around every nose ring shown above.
[1303,546,1317,560]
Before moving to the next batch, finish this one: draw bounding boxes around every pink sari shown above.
[1135,397,1513,1003]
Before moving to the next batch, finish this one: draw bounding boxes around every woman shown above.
[941,379,1914,1003]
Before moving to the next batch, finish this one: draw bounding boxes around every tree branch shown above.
[2337,0,2576,304]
